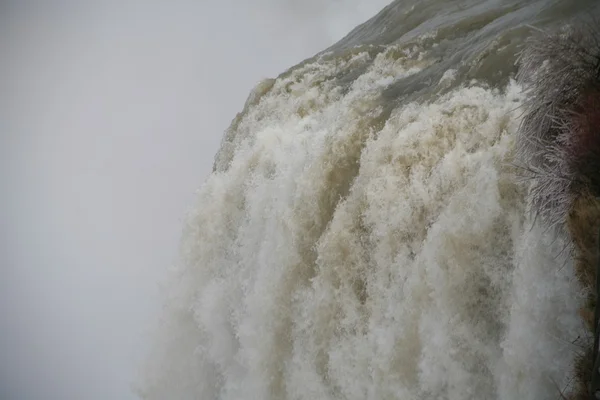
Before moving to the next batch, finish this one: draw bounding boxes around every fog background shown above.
[0,1,390,399]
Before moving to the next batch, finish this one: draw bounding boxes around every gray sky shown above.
[0,1,389,399]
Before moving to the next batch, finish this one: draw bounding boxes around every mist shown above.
[0,1,390,399]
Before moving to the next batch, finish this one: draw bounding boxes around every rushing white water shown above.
[140,38,586,399]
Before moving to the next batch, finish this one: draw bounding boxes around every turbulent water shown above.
[140,1,600,399]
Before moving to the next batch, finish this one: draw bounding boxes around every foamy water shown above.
[139,1,600,398]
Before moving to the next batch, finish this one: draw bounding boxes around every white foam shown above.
[141,45,584,399]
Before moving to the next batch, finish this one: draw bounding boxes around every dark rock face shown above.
[516,24,600,399]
